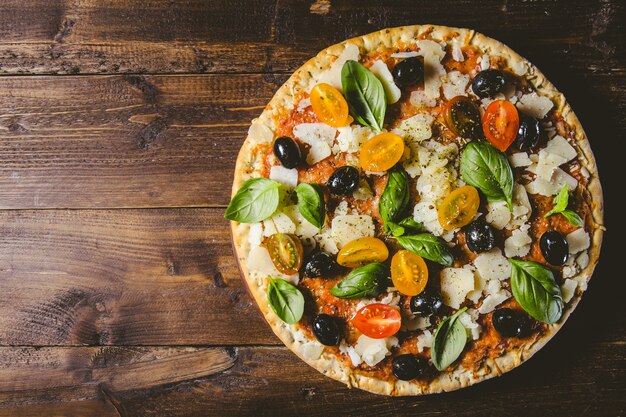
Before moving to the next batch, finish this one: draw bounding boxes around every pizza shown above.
[226,25,604,395]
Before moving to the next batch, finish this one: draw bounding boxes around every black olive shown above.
[492,308,525,338]
[464,219,495,254]
[273,136,302,169]
[392,354,428,380]
[304,251,340,278]
[471,69,506,98]
[392,57,424,88]
[410,288,443,317]
[540,230,569,266]
[514,114,542,151]
[327,166,360,196]
[312,314,343,346]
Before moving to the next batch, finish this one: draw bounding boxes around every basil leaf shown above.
[225,178,281,223]
[330,263,389,299]
[460,141,514,211]
[341,60,386,132]
[294,183,325,229]
[396,234,454,266]
[561,209,584,227]
[509,259,563,324]
[386,221,405,237]
[380,167,410,234]
[431,307,468,371]
[266,277,305,324]
[544,184,569,218]
[398,217,423,234]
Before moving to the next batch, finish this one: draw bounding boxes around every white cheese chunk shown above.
[478,290,511,314]
[442,70,470,100]
[353,335,397,367]
[370,60,401,104]
[402,315,430,331]
[466,271,488,304]
[479,54,490,70]
[561,278,578,303]
[517,92,554,119]
[301,341,324,360]
[269,211,296,234]
[269,166,298,189]
[283,205,319,241]
[545,135,577,163]
[247,246,298,283]
[511,59,529,76]
[567,228,590,254]
[410,90,437,108]
[440,265,475,309]
[297,97,311,111]
[413,201,444,236]
[331,215,375,248]
[416,330,433,353]
[391,51,419,58]
[416,39,446,101]
[317,228,338,254]
[486,201,512,230]
[292,123,337,165]
[334,126,358,153]
[509,152,532,167]
[458,310,482,340]
[526,167,577,196]
[451,43,464,62]
[576,251,590,269]
[504,227,532,258]
[262,218,278,237]
[474,248,510,281]
[392,113,434,143]
[247,122,273,144]
[248,223,263,248]
[318,43,360,91]
[353,179,373,201]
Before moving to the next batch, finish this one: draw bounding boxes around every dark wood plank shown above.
[0,208,278,346]
[0,341,622,416]
[0,0,621,76]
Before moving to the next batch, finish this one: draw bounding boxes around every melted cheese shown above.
[318,43,360,91]
[292,123,337,165]
[474,248,510,281]
[331,215,375,248]
[440,265,475,309]
[370,60,401,104]
[269,166,298,189]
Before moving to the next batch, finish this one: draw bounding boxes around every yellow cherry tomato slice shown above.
[337,237,389,268]
[310,83,349,128]
[391,250,429,296]
[437,186,480,231]
[359,133,405,172]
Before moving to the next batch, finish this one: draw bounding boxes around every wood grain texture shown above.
[0,208,277,346]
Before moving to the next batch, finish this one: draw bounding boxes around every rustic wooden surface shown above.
[0,0,622,416]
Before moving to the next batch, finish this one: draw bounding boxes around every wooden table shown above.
[0,1,622,416]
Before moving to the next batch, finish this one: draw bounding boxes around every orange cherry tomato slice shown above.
[482,100,520,151]
[310,83,350,128]
[337,237,389,268]
[391,250,429,296]
[359,133,405,172]
[265,233,303,275]
[437,186,480,231]
[352,303,401,339]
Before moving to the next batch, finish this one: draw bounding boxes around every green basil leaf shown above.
[561,209,584,227]
[396,234,454,266]
[225,178,281,223]
[341,60,386,132]
[544,184,569,218]
[294,183,325,229]
[385,221,405,237]
[398,217,423,234]
[266,277,305,324]
[509,259,563,324]
[380,167,410,233]
[431,307,468,371]
[330,263,389,299]
[460,141,514,211]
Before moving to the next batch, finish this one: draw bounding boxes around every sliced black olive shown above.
[514,114,542,151]
[392,57,424,88]
[327,166,359,196]
[492,308,525,338]
[304,251,340,278]
[471,69,506,98]
[312,314,343,346]
[410,288,443,317]
[443,96,482,140]
[540,230,569,266]
[464,219,496,254]
[273,136,302,169]
[392,354,428,380]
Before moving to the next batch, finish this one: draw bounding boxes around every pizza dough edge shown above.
[228,24,605,396]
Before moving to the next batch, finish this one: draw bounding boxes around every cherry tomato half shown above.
[391,250,428,296]
[265,233,303,275]
[443,96,482,139]
[352,303,402,339]
[337,237,389,268]
[437,186,480,231]
[310,83,350,128]
[482,100,520,151]
[359,133,405,172]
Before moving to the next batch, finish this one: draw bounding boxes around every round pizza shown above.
[226,25,604,395]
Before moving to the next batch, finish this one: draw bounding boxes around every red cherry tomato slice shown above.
[482,100,520,152]
[352,303,401,339]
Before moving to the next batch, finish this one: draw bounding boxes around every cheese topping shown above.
[370,60,401,104]
[318,43,360,91]
[440,265,476,309]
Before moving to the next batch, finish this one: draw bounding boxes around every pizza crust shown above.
[230,24,604,396]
